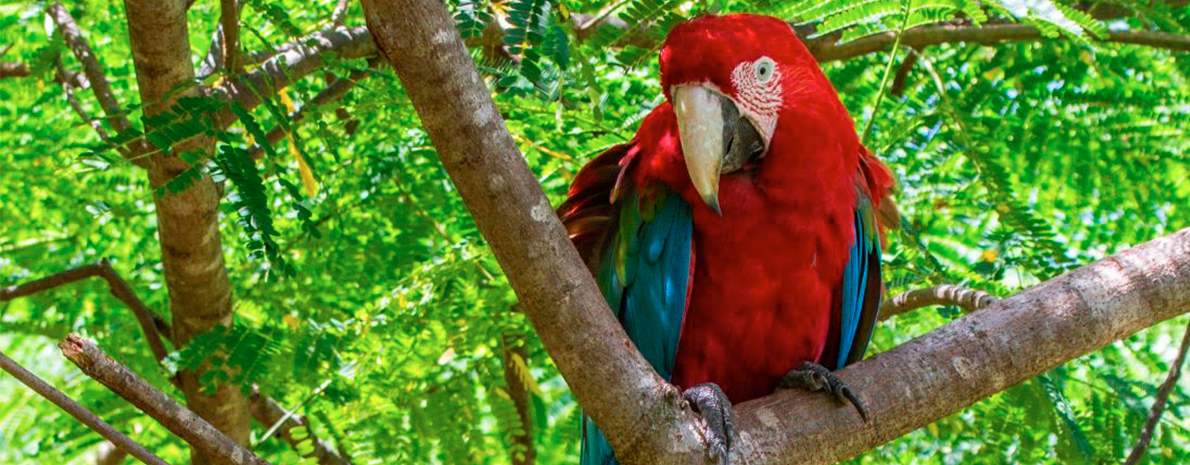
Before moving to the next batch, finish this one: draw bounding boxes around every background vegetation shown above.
[1,0,1188,463]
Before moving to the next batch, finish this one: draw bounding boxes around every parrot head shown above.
[659,14,844,214]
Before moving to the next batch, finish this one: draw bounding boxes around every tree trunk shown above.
[122,1,250,463]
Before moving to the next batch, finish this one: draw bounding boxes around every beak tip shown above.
[705,196,723,216]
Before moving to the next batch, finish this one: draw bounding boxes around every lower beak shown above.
[672,85,765,215]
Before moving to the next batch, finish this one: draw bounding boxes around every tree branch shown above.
[248,390,353,465]
[805,23,1190,63]
[208,26,375,129]
[249,66,371,158]
[1,262,353,465]
[729,228,1190,465]
[60,334,274,465]
[1124,316,1190,465]
[0,350,171,465]
[360,1,1190,463]
[359,2,705,464]
[56,55,116,143]
[46,2,141,168]
[0,61,30,78]
[879,284,999,320]
[0,261,170,363]
[331,0,350,26]
[219,0,241,73]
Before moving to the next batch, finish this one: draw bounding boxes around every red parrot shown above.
[558,14,897,464]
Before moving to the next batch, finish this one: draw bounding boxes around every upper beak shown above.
[672,85,766,215]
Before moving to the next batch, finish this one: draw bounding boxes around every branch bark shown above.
[879,284,999,320]
[247,391,353,465]
[60,334,273,465]
[361,1,1190,464]
[249,66,371,158]
[0,350,171,465]
[47,2,140,165]
[729,228,1190,464]
[0,61,30,78]
[0,260,170,362]
[359,2,705,464]
[804,23,1190,63]
[208,26,375,129]
[219,0,240,73]
[2,261,353,465]
[122,0,249,462]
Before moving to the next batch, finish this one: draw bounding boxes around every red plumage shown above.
[562,14,896,404]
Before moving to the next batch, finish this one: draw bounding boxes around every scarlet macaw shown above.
[558,14,897,464]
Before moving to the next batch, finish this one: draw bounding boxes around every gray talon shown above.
[683,382,734,464]
[779,361,869,421]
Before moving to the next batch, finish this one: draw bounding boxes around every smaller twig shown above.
[55,55,116,145]
[46,3,131,135]
[578,0,631,32]
[59,334,274,465]
[259,379,330,443]
[0,350,171,465]
[860,0,912,144]
[220,0,241,73]
[249,388,353,465]
[249,66,372,158]
[331,0,350,26]
[0,43,14,58]
[1124,317,1190,465]
[889,48,919,98]
[198,24,227,79]
[879,284,999,320]
[1,261,170,364]
[0,61,29,78]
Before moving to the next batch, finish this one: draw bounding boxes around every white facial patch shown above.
[730,56,783,148]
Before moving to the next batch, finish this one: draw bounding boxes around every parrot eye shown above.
[753,57,776,84]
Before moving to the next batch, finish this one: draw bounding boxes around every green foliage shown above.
[1,0,1189,464]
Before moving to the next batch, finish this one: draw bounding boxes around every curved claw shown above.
[779,361,869,422]
[683,382,734,465]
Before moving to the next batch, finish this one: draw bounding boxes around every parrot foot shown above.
[683,383,734,465]
[778,361,868,422]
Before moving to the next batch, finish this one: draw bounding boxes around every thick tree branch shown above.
[1,61,30,78]
[59,334,274,465]
[208,26,374,129]
[729,228,1190,465]
[361,1,1190,463]
[0,350,170,465]
[879,284,999,320]
[248,391,352,465]
[805,23,1190,63]
[359,2,705,464]
[1123,316,1190,465]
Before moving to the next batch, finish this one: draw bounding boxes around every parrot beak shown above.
[672,84,766,215]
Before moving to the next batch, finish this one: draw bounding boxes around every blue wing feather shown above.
[582,187,694,465]
[835,201,883,370]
